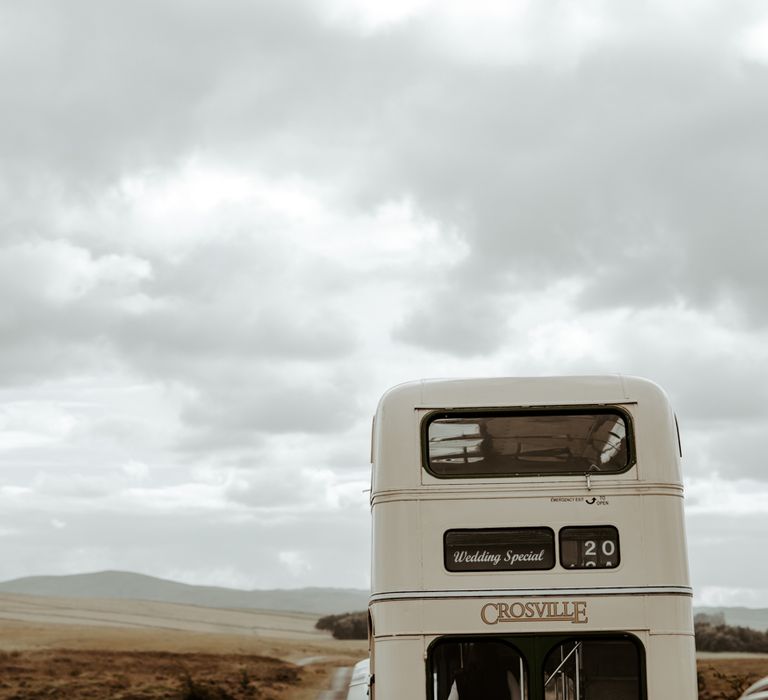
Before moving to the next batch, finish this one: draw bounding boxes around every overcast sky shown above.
[1,0,767,606]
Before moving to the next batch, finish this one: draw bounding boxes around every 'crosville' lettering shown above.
[481,600,589,625]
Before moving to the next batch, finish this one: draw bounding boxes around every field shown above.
[2,645,764,700]
[697,654,768,700]
[0,594,367,699]
[2,594,767,699]
[0,648,304,699]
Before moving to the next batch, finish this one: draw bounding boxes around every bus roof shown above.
[377,375,666,410]
[372,375,682,490]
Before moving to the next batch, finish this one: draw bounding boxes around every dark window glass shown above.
[430,639,528,700]
[543,638,641,700]
[425,410,630,478]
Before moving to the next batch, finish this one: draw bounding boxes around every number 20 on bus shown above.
[367,375,696,700]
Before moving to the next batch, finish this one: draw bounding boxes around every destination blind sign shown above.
[444,527,555,572]
[560,525,620,569]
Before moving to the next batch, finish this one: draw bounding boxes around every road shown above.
[316,666,353,700]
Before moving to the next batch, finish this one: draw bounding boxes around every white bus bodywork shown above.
[369,376,696,700]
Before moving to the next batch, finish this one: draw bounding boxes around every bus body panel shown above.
[645,633,698,698]
[370,596,692,639]
[371,499,423,592]
[370,375,696,699]
[373,492,689,594]
[373,637,426,699]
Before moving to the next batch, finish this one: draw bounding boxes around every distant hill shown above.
[8,574,765,629]
[694,607,768,632]
[0,571,369,615]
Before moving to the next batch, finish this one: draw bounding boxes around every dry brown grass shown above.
[0,648,303,699]
[0,618,366,662]
[29,595,768,698]
[697,655,768,700]
[2,630,764,699]
[0,618,367,700]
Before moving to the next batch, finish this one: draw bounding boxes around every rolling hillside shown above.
[6,572,766,632]
[0,571,369,615]
[695,606,768,632]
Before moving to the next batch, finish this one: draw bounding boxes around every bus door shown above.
[428,634,645,700]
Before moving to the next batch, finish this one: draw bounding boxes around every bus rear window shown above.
[424,410,631,478]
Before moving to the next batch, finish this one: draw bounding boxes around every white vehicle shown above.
[347,658,371,699]
[741,676,768,699]
[368,376,697,699]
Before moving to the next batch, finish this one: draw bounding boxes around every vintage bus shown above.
[368,375,696,699]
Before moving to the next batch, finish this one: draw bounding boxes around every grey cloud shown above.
[684,422,768,480]
[687,511,768,593]
[0,335,108,386]
[322,436,374,472]
[223,466,342,509]
[0,505,370,589]
[116,303,355,366]
[0,0,315,183]
[178,372,360,444]
[615,334,768,423]
[4,0,768,327]
[0,227,357,370]
[1,0,767,595]
[0,229,364,456]
[225,477,303,510]
[128,235,358,361]
[395,50,768,323]
[393,283,513,357]
[210,421,372,474]
[30,474,116,500]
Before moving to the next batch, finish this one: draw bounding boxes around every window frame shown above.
[426,632,647,700]
[426,635,531,700]
[541,633,646,700]
[421,406,636,480]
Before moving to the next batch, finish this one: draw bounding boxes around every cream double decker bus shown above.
[368,376,696,699]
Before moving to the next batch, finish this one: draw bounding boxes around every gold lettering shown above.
[575,601,589,624]
[481,603,499,625]
[510,603,525,618]
[480,599,590,625]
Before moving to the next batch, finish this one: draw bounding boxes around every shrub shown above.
[695,622,768,653]
[315,612,367,640]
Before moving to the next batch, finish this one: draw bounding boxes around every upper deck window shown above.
[424,409,632,478]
